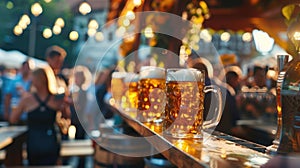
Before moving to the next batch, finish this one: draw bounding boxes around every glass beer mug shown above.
[163,68,222,139]
[111,72,127,107]
[123,72,139,118]
[137,66,166,123]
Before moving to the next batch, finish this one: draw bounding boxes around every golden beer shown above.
[164,81,205,138]
[122,80,139,118]
[163,68,222,139]
[111,72,126,105]
[128,81,138,109]
[137,78,166,123]
[120,73,139,118]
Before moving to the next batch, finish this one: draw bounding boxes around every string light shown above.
[13,25,23,36]
[52,25,62,35]
[55,18,65,28]
[31,2,43,17]
[43,28,52,39]
[79,1,91,15]
[133,0,142,7]
[69,31,79,41]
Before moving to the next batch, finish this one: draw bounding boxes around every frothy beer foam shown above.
[168,68,202,82]
[112,72,127,79]
[140,67,165,79]
[124,73,139,83]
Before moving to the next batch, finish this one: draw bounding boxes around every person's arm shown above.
[3,93,11,121]
[9,95,26,124]
[61,93,71,119]
[3,79,15,121]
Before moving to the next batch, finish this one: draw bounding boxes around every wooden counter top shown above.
[110,109,272,168]
[0,125,27,150]
[0,125,27,166]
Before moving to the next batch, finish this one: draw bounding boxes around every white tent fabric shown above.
[0,49,47,68]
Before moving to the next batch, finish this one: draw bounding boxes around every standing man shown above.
[45,45,71,134]
[4,60,32,124]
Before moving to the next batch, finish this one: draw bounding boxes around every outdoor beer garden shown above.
[1,0,300,167]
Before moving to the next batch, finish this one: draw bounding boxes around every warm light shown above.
[109,98,115,106]
[242,32,252,42]
[200,29,212,42]
[57,87,65,94]
[6,1,14,9]
[52,25,61,35]
[144,26,154,38]
[20,14,31,25]
[220,32,230,42]
[253,29,274,54]
[133,0,142,7]
[220,148,227,159]
[95,31,104,41]
[55,18,65,28]
[116,26,126,37]
[126,11,135,20]
[182,11,188,20]
[179,45,188,66]
[31,2,43,17]
[13,25,23,36]
[44,0,52,3]
[123,19,130,27]
[69,31,79,41]
[79,1,91,15]
[124,34,135,42]
[88,19,99,29]
[87,28,97,36]
[249,156,269,165]
[43,28,52,39]
[18,21,27,29]
[267,69,276,79]
[90,130,100,137]
[68,125,76,140]
[293,32,300,41]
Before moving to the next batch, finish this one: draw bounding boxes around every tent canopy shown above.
[0,49,47,69]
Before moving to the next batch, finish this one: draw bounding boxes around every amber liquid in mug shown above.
[137,78,166,123]
[164,81,205,138]
[128,81,139,109]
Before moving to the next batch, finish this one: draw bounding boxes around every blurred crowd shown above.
[0,45,107,167]
[0,45,279,166]
[186,55,277,139]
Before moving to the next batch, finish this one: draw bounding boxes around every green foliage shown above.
[0,0,75,66]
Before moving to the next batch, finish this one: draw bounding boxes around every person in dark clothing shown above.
[69,65,92,168]
[10,66,67,165]
[45,45,71,135]
[95,68,115,120]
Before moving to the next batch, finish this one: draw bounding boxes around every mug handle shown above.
[202,85,223,129]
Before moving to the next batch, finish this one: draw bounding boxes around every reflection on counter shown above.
[118,116,272,168]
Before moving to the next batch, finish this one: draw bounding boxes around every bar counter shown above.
[100,108,272,168]
[0,125,27,166]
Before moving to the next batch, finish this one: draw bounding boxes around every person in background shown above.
[95,67,115,121]
[10,66,66,165]
[249,65,267,89]
[188,58,241,136]
[4,60,32,124]
[241,65,270,118]
[0,65,6,121]
[45,45,71,134]
[69,65,92,168]
[0,66,17,120]
[224,66,243,95]
[45,45,71,166]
